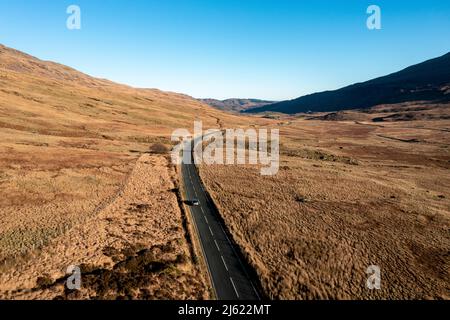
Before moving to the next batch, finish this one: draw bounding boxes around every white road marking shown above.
[217,222,261,300]
[230,277,240,298]
[221,255,229,271]
[204,215,209,224]
[182,139,260,300]
[186,199,218,299]
[214,240,221,252]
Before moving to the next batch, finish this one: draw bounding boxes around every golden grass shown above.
[199,112,450,299]
[3,43,448,300]
[0,43,259,299]
[0,154,210,299]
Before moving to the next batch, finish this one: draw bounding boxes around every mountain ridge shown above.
[0,43,251,142]
[199,98,274,112]
[244,52,450,114]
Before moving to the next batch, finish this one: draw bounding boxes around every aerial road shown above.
[181,137,260,300]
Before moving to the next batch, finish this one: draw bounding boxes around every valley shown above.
[0,43,449,300]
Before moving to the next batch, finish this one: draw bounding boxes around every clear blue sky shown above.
[1,0,449,100]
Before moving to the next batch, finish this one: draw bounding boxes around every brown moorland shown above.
[1,43,449,300]
[0,44,262,299]
[199,103,450,299]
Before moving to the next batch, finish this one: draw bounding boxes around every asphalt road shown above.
[181,138,260,300]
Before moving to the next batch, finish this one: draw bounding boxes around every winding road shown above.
[181,137,260,300]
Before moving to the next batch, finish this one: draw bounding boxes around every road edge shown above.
[175,163,217,300]
[191,164,265,300]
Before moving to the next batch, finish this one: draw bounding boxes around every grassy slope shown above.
[199,114,450,299]
[0,44,253,299]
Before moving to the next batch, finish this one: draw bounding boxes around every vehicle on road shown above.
[184,199,200,206]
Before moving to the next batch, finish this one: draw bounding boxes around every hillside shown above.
[0,44,249,299]
[0,45,246,139]
[245,52,450,114]
[199,98,274,112]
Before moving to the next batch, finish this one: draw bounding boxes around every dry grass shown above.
[3,43,448,300]
[0,154,210,300]
[0,44,258,299]
[199,108,450,299]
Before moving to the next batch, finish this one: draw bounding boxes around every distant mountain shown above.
[245,52,450,114]
[199,98,274,112]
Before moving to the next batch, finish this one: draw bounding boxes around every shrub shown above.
[150,143,169,154]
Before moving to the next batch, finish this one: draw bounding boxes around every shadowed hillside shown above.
[245,52,450,114]
[199,98,274,112]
